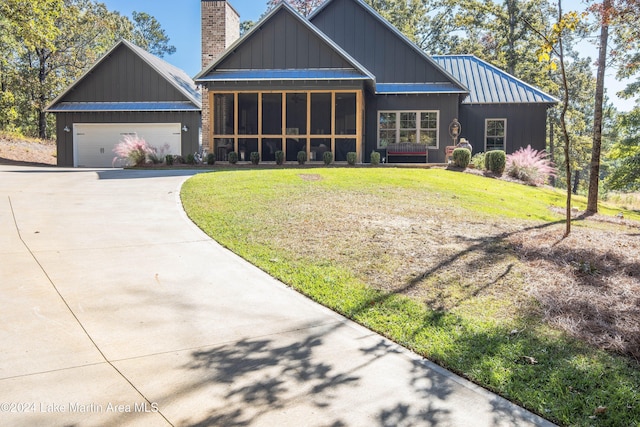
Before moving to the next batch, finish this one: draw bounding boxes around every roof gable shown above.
[196,2,373,83]
[433,55,559,104]
[47,40,200,111]
[309,0,464,87]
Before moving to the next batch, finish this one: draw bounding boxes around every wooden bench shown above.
[386,143,428,162]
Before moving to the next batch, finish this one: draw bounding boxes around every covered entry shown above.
[210,90,362,162]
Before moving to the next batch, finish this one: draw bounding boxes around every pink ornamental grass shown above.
[506,145,556,186]
[112,134,155,166]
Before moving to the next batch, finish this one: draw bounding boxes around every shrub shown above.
[452,148,471,169]
[297,150,307,165]
[112,134,154,166]
[250,151,260,165]
[147,143,171,165]
[275,150,284,165]
[485,150,506,174]
[506,145,556,186]
[186,153,196,165]
[165,154,174,166]
[471,152,485,169]
[228,151,238,164]
[173,155,184,164]
[323,151,333,165]
[370,151,381,166]
[206,153,216,165]
[346,151,357,165]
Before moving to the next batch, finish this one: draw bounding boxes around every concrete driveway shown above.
[0,165,554,426]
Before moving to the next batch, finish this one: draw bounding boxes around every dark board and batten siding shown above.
[365,93,460,163]
[311,0,452,84]
[219,9,352,70]
[55,111,200,167]
[459,104,547,155]
[63,44,186,103]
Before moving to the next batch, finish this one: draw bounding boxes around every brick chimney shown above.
[201,0,240,151]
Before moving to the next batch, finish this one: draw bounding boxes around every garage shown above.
[46,40,201,167]
[74,123,182,167]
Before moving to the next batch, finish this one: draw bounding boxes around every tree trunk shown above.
[558,0,572,237]
[37,49,48,139]
[506,0,517,75]
[549,117,556,186]
[587,0,610,214]
[573,169,580,194]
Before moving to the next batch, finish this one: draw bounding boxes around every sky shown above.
[99,0,637,112]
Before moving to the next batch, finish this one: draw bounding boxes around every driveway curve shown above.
[0,166,554,426]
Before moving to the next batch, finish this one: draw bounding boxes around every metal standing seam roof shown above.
[46,39,201,112]
[46,101,201,113]
[432,55,559,104]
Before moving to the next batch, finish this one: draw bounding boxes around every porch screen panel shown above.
[311,138,331,161]
[238,138,258,161]
[335,93,356,135]
[335,139,356,162]
[311,93,331,135]
[287,138,307,162]
[262,93,283,135]
[214,138,234,161]
[286,93,307,135]
[238,93,258,135]
[262,138,282,162]
[214,94,234,135]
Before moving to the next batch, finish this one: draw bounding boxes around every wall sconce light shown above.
[63,125,71,133]
[182,125,189,132]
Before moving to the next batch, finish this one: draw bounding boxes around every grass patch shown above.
[181,168,640,426]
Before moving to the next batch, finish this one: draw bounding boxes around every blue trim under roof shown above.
[376,83,468,95]
[198,68,371,82]
[433,55,558,104]
[46,102,201,112]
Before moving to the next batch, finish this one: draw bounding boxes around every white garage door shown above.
[74,123,182,167]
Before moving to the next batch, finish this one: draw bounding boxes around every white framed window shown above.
[378,110,439,148]
[485,119,506,151]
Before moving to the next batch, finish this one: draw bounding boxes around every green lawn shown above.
[181,167,640,426]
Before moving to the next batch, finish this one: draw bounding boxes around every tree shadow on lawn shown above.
[340,219,640,424]
[177,323,469,427]
[350,216,640,360]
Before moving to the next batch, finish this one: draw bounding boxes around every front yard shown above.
[181,167,640,426]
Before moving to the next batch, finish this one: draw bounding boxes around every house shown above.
[47,39,201,167]
[47,0,557,168]
[196,0,557,164]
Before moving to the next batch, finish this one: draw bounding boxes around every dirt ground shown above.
[0,136,57,166]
